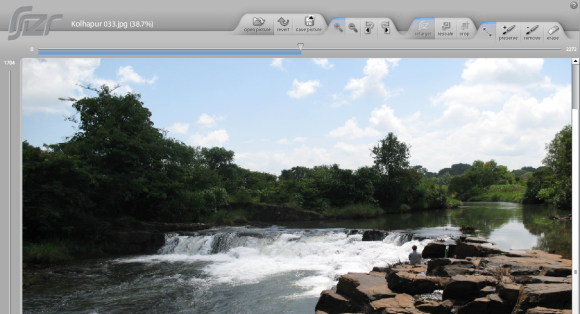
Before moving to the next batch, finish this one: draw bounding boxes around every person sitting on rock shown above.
[408,245,422,265]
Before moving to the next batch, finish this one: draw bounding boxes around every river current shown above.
[23,202,571,313]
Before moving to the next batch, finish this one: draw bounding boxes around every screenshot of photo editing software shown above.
[2,0,580,313]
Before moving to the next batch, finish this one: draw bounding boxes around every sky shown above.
[22,57,571,175]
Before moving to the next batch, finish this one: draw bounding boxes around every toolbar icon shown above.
[482,27,493,37]
[305,15,315,26]
[548,25,559,35]
[525,25,539,35]
[418,20,429,31]
[334,23,343,32]
[381,21,390,34]
[348,23,358,33]
[277,17,289,26]
[364,21,374,34]
[461,21,469,30]
[253,17,265,26]
[502,25,515,35]
[442,21,451,30]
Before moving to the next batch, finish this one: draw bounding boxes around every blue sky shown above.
[22,58,571,175]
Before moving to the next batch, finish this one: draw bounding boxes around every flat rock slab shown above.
[515,283,572,312]
[525,307,573,314]
[457,294,511,314]
[315,289,352,313]
[454,242,504,259]
[414,299,453,314]
[387,271,442,295]
[479,255,571,277]
[498,283,523,301]
[336,272,395,305]
[370,294,424,314]
[464,237,495,245]
[442,275,498,301]
[516,276,571,284]
[427,259,476,277]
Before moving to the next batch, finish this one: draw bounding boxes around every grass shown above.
[446,197,463,208]
[467,184,525,203]
[323,203,384,219]
[459,219,478,233]
[23,240,121,264]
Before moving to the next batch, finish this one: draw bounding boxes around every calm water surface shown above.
[23,202,571,314]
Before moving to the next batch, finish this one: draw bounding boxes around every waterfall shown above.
[119,227,433,297]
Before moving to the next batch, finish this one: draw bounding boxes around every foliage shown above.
[323,203,384,219]
[467,184,525,203]
[523,125,572,208]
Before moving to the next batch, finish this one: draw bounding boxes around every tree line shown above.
[23,86,572,244]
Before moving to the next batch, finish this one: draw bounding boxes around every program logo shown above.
[8,6,63,40]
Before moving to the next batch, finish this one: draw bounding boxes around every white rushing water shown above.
[116,227,435,297]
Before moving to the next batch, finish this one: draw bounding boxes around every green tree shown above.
[525,125,572,208]
[371,133,419,207]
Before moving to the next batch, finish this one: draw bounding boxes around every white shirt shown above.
[409,250,422,265]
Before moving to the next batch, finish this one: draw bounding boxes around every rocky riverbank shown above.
[315,237,572,314]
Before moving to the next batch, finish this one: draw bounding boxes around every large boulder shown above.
[514,283,572,313]
[422,242,447,258]
[362,230,387,241]
[315,289,352,314]
[457,294,511,314]
[369,294,423,314]
[336,272,395,307]
[442,275,498,301]
[427,259,476,277]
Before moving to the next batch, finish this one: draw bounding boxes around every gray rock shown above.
[315,289,352,314]
[442,275,498,301]
[422,242,447,258]
[362,230,387,241]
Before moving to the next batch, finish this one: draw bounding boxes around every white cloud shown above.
[197,113,224,127]
[276,137,307,144]
[22,59,157,116]
[167,122,190,134]
[328,105,414,140]
[368,105,407,134]
[117,66,157,84]
[312,58,334,69]
[287,79,321,98]
[344,58,400,99]
[188,129,229,147]
[330,93,348,107]
[270,58,285,70]
[430,58,548,107]
[327,117,381,139]
[22,59,100,115]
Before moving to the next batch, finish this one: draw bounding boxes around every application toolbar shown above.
[233,14,569,41]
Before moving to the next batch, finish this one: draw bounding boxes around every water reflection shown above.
[279,202,571,259]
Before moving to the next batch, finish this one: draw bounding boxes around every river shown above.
[22,202,571,314]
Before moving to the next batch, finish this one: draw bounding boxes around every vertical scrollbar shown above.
[572,58,579,311]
